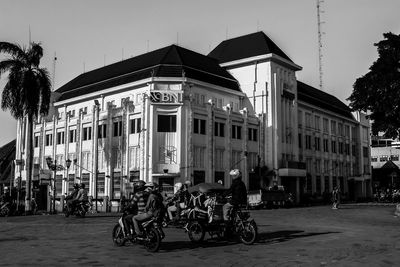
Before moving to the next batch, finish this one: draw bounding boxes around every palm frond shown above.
[0,42,25,60]
[0,59,22,78]
[27,42,43,67]
[36,68,52,115]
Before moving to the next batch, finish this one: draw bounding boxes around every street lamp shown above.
[46,157,71,214]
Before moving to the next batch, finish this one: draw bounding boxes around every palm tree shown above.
[0,41,51,212]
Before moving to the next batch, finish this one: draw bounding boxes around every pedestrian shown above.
[332,187,340,209]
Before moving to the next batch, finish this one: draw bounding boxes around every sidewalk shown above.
[341,202,397,207]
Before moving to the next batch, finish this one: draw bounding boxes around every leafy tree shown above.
[0,42,51,211]
[348,32,400,139]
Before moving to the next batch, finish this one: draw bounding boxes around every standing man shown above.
[332,187,340,209]
[223,169,247,221]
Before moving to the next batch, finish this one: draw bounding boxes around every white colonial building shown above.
[15,32,371,211]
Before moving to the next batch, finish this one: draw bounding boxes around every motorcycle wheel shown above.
[64,206,70,217]
[0,207,9,217]
[187,221,205,243]
[144,227,161,252]
[112,224,126,247]
[239,221,258,245]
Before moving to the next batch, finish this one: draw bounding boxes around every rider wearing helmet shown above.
[65,183,80,212]
[167,182,190,222]
[123,180,148,237]
[132,182,164,237]
[223,169,247,221]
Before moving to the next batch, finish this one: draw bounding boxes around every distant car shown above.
[248,187,293,209]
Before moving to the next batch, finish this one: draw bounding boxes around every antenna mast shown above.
[52,52,57,91]
[316,0,325,91]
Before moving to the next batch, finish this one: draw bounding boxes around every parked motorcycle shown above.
[112,213,165,252]
[64,201,90,217]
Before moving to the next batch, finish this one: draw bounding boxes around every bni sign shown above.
[149,91,183,104]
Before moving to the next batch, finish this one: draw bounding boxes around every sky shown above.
[0,0,399,146]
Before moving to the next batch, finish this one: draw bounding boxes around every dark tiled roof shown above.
[297,81,355,120]
[208,31,293,64]
[0,139,16,183]
[381,160,399,170]
[56,45,240,101]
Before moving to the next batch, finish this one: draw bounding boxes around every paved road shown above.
[0,205,399,266]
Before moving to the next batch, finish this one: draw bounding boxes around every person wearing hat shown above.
[223,169,247,221]
[132,182,164,237]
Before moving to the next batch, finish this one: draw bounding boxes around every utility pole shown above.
[316,0,325,91]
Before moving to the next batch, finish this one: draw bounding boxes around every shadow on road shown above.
[159,229,340,252]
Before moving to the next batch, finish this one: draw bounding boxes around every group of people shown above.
[120,168,248,238]
[65,183,88,213]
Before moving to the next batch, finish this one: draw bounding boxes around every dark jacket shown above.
[226,177,247,206]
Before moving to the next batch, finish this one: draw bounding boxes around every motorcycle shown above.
[112,213,165,252]
[64,201,90,217]
[186,183,258,245]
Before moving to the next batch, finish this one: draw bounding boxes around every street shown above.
[0,205,399,266]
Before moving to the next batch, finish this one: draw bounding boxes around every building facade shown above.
[15,32,371,210]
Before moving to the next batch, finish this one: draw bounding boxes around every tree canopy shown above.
[0,41,51,119]
[348,32,400,139]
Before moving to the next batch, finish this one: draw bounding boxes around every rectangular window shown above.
[331,121,336,135]
[112,149,122,169]
[215,149,224,170]
[56,131,65,145]
[323,139,329,152]
[82,151,91,170]
[248,128,258,141]
[97,173,105,197]
[338,142,344,154]
[45,133,53,146]
[371,157,378,162]
[380,156,388,162]
[331,140,337,153]
[158,115,176,132]
[305,135,312,150]
[363,147,369,158]
[55,174,62,197]
[193,146,205,168]
[113,121,122,137]
[345,143,350,155]
[323,118,329,133]
[194,118,206,135]
[232,125,242,139]
[338,123,343,136]
[352,144,356,156]
[314,137,320,151]
[316,176,321,194]
[81,173,90,195]
[315,159,321,174]
[314,116,320,131]
[69,129,76,143]
[345,125,350,138]
[34,135,40,148]
[129,146,140,170]
[214,122,225,137]
[82,126,92,141]
[298,133,302,148]
[298,110,303,127]
[391,155,399,161]
[130,118,141,134]
[305,113,312,128]
[98,124,107,139]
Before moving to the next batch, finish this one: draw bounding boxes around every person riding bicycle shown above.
[65,183,80,212]
[223,169,247,221]
[132,182,164,237]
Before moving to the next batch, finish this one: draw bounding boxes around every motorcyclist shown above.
[132,182,164,237]
[123,180,148,237]
[65,183,80,212]
[72,183,88,212]
[223,169,247,221]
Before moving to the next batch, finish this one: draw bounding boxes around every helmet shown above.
[80,183,86,189]
[184,180,192,187]
[73,183,80,189]
[136,180,146,188]
[229,169,241,179]
[4,186,9,191]
[145,182,158,192]
[174,182,183,191]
